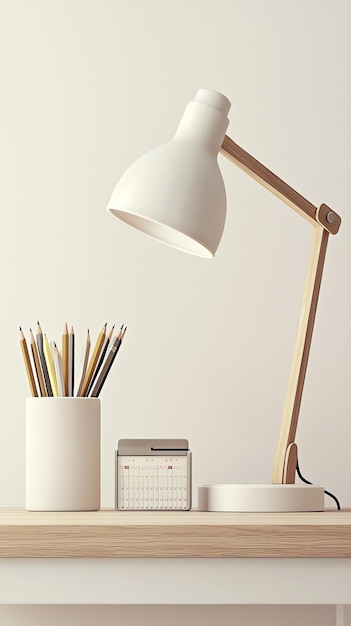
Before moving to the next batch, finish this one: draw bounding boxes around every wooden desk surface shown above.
[0,508,350,558]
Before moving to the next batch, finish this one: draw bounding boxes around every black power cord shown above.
[296,457,341,510]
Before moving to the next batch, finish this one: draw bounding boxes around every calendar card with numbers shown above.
[115,439,191,510]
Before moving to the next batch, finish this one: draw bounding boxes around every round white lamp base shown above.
[198,484,324,512]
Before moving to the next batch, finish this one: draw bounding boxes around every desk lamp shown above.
[107,90,341,512]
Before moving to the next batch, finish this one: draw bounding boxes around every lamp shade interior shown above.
[109,209,215,258]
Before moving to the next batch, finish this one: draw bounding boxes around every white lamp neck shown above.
[173,89,231,154]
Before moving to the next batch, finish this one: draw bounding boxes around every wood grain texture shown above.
[272,226,329,483]
[220,135,342,485]
[0,508,350,558]
[220,135,341,234]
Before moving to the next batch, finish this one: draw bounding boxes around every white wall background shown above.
[0,0,350,621]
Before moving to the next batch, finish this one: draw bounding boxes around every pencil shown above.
[19,327,38,397]
[29,328,46,396]
[90,326,126,398]
[44,334,58,397]
[87,324,115,396]
[76,329,91,397]
[36,321,53,396]
[62,322,69,396]
[53,343,65,397]
[79,323,107,397]
[68,325,75,397]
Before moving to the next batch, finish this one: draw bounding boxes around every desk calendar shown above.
[115,438,191,510]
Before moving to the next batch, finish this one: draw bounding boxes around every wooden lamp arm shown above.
[220,135,341,234]
[220,135,341,484]
[273,226,328,483]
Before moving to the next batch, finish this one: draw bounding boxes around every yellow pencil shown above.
[43,334,58,397]
[29,329,47,396]
[19,327,38,397]
[62,322,69,396]
[86,324,115,395]
[79,323,107,397]
[53,343,65,397]
[68,325,75,397]
[76,329,91,397]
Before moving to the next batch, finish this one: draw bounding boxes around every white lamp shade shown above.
[107,90,231,257]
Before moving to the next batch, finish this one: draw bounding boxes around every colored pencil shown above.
[76,329,91,397]
[44,334,58,397]
[62,322,69,396]
[36,321,53,396]
[19,327,38,397]
[29,328,46,396]
[79,323,107,397]
[90,326,126,397]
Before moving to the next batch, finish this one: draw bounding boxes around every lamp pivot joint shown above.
[317,203,341,234]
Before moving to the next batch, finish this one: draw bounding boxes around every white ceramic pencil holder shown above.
[26,397,100,511]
